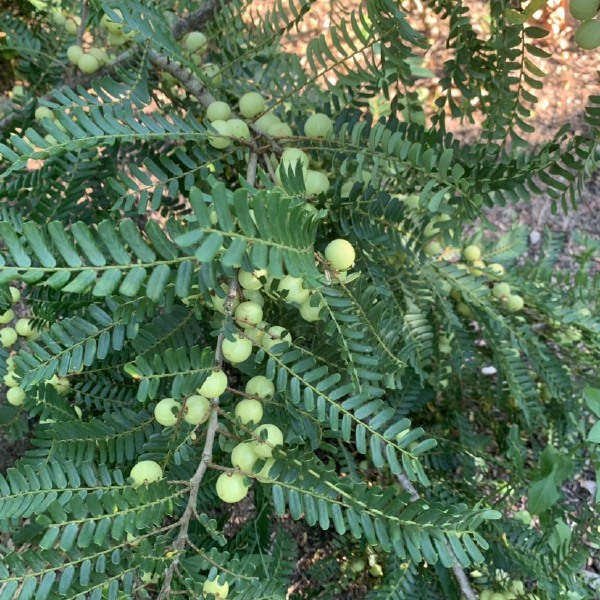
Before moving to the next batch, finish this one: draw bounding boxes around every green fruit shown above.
[324,239,356,271]
[130,460,163,486]
[231,442,259,471]
[49,375,71,395]
[456,302,473,317]
[185,31,207,53]
[488,263,505,277]
[241,289,264,307]
[154,397,181,426]
[492,282,511,299]
[304,170,329,195]
[184,394,211,425]
[463,244,481,262]
[108,32,127,47]
[201,63,222,86]
[88,47,109,66]
[207,120,231,149]
[299,296,324,322]
[261,325,292,354]
[15,318,34,338]
[423,240,442,256]
[490,594,506,600]
[51,9,66,25]
[211,283,241,313]
[277,275,309,304]
[506,294,524,312]
[64,18,79,35]
[245,375,275,400]
[235,399,263,425]
[256,457,275,480]
[251,424,283,458]
[222,334,253,364]
[0,327,17,348]
[198,370,228,398]
[369,564,383,577]
[569,0,600,20]
[101,10,123,33]
[244,323,266,346]
[227,118,251,140]
[6,386,25,406]
[255,113,280,133]
[234,301,263,329]
[238,269,267,291]
[3,371,20,387]
[281,148,309,173]
[304,113,333,138]
[479,592,493,600]
[206,101,231,122]
[35,106,55,121]
[267,122,293,137]
[575,19,600,48]
[215,472,249,503]
[239,92,266,119]
[9,286,20,303]
[78,54,100,74]
[0,308,14,324]
[349,558,366,573]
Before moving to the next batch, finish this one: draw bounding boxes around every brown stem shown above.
[171,0,233,40]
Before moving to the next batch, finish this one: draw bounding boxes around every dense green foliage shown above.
[0,0,599,598]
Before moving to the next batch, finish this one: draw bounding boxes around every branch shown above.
[172,0,233,40]
[75,0,89,46]
[395,473,478,600]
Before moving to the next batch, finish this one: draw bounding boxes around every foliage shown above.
[0,0,599,598]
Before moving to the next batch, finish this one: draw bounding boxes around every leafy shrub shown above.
[0,1,599,598]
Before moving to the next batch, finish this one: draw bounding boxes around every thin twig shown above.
[171,0,233,40]
[395,473,478,600]
[75,0,89,47]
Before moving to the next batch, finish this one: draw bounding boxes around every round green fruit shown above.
[50,375,71,395]
[0,308,14,324]
[492,282,511,299]
[569,0,600,20]
[238,268,267,291]
[575,18,600,48]
[267,122,293,137]
[244,322,266,345]
[64,18,79,35]
[231,442,259,471]
[261,325,292,354]
[184,394,211,425]
[130,460,163,487]
[304,170,329,195]
[9,286,20,303]
[369,564,383,577]
[207,120,231,149]
[281,148,309,173]
[6,386,25,406]
[304,113,333,138]
[245,375,275,400]
[456,302,473,318]
[3,371,20,387]
[463,244,481,262]
[299,296,324,322]
[0,327,17,348]
[101,10,123,33]
[201,63,222,86]
[215,472,249,503]
[241,289,264,307]
[239,92,266,119]
[198,370,228,398]
[235,398,263,425]
[15,318,35,338]
[88,47,109,66]
[211,283,241,313]
[277,275,309,304]
[256,457,275,480]
[255,112,280,133]
[51,9,66,25]
[234,301,263,328]
[506,294,524,312]
[108,32,127,46]
[324,239,356,271]
[206,101,231,122]
[78,54,100,74]
[35,106,54,121]
[222,334,253,364]
[251,424,283,458]
[227,118,251,140]
[185,31,207,53]
[154,397,181,427]
[349,558,366,573]
[423,240,442,256]
[488,262,505,277]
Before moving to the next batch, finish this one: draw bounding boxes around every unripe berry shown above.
[261,325,292,354]
[569,0,600,20]
[238,269,267,291]
[245,375,275,400]
[234,301,263,328]
[3,371,20,387]
[304,113,333,138]
[198,370,228,398]
[101,10,124,34]
[299,296,324,322]
[222,334,253,364]
[281,148,309,173]
[304,170,329,196]
[35,106,55,121]
[231,441,259,471]
[239,92,266,119]
[207,119,231,149]
[255,113,280,133]
[492,282,511,299]
[185,31,207,53]
[201,63,222,86]
[235,399,263,425]
[0,308,14,324]
[206,101,231,122]
[184,394,211,425]
[463,245,481,262]
[227,118,251,140]
[78,54,100,74]
[488,263,505,277]
[324,239,356,271]
[130,460,163,486]
[9,286,20,303]
[506,294,524,312]
[64,17,79,35]
[277,275,309,304]
[154,397,181,426]
[575,19,600,49]
[15,318,35,338]
[0,327,17,347]
[252,423,284,458]
[6,386,25,406]
[215,472,249,504]
[267,122,293,137]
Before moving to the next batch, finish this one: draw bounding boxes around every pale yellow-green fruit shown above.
[15,318,35,338]
[207,119,231,149]
[304,170,329,196]
[369,564,383,578]
[51,9,66,25]
[130,460,163,486]
[261,325,292,354]
[0,327,17,348]
[488,263,505,277]
[35,106,55,121]
[198,370,228,398]
[241,289,264,307]
[463,244,481,262]
[108,32,127,46]
[0,309,14,324]
[6,356,16,371]
[469,259,486,277]
[101,10,124,33]
[256,457,275,481]
[238,269,267,291]
[456,302,473,318]
[6,386,25,406]
[299,296,324,322]
[222,334,253,364]
[215,472,249,504]
[11,85,25,101]
[9,286,20,304]
[48,374,71,395]
[244,322,266,346]
[251,424,283,458]
[324,239,356,271]
[277,275,309,304]
[575,19,600,49]
[239,92,266,119]
[492,282,511,299]
[231,442,259,471]
[234,301,263,329]
[506,294,524,312]
[280,148,309,173]
[206,101,231,122]
[78,54,100,74]
[235,398,263,425]
[423,240,442,256]
[184,31,207,53]
[255,112,280,133]
[201,63,222,86]
[479,591,493,600]
[88,47,109,66]
[245,375,275,400]
[569,0,600,21]
[3,371,20,387]
[184,394,211,425]
[304,113,333,138]
[64,18,79,35]
[226,118,251,140]
[267,122,293,137]
[211,283,240,314]
[154,397,181,427]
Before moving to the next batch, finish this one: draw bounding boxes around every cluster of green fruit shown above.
[570,0,600,50]
[479,579,540,599]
